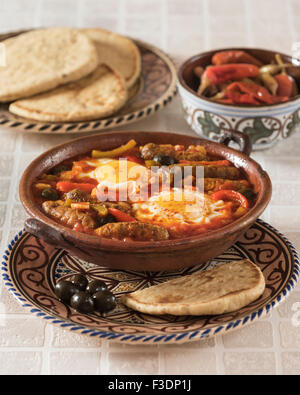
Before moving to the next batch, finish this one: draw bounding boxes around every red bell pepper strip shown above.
[210,189,250,209]
[203,64,259,85]
[236,94,261,105]
[225,81,288,105]
[225,89,261,105]
[56,181,96,193]
[212,50,263,67]
[274,74,293,98]
[108,208,137,222]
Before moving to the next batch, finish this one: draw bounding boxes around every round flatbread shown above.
[82,28,141,89]
[9,64,128,122]
[0,27,99,102]
[121,259,265,316]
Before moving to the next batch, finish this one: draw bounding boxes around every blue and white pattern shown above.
[1,220,299,344]
[178,82,300,151]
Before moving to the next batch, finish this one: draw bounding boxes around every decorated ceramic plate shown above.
[0,30,177,134]
[2,219,299,344]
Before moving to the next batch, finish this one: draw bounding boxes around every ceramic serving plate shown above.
[2,219,299,344]
[0,30,177,134]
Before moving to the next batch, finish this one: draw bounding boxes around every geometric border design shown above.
[2,219,299,344]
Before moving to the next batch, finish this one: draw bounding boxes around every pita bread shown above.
[9,64,128,122]
[0,27,99,102]
[82,28,141,88]
[121,259,265,316]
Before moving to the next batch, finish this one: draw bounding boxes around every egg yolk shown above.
[132,188,229,226]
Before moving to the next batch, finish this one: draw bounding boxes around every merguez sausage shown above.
[170,164,242,180]
[140,143,207,162]
[95,222,169,241]
[42,200,98,229]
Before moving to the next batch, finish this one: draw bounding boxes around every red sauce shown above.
[33,143,256,241]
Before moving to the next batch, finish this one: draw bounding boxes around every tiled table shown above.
[0,0,300,375]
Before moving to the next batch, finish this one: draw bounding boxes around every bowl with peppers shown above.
[177,48,300,150]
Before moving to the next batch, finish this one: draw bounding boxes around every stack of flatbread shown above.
[0,27,141,122]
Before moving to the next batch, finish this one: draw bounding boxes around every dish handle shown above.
[217,129,252,156]
[25,218,75,251]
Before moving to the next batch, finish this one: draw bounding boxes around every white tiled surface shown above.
[0,0,300,375]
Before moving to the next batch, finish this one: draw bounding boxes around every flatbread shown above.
[121,259,265,316]
[9,64,128,122]
[0,27,99,102]
[82,28,141,88]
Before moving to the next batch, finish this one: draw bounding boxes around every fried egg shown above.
[132,188,228,226]
[77,158,152,200]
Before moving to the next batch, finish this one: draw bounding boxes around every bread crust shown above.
[121,259,266,316]
[9,64,128,122]
[0,27,98,102]
[82,28,141,88]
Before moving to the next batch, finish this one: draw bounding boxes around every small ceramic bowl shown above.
[20,130,271,272]
[177,48,300,150]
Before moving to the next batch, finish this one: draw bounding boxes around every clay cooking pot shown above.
[20,130,272,271]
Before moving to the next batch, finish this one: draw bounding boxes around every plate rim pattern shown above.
[1,219,299,344]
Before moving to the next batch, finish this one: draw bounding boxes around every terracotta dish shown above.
[20,130,272,271]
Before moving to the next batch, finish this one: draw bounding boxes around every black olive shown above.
[153,154,177,166]
[70,291,94,313]
[54,280,81,303]
[92,290,116,313]
[105,213,117,223]
[69,274,89,291]
[96,213,116,227]
[86,279,107,294]
[50,165,71,175]
[41,187,59,201]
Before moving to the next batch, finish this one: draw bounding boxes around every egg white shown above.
[77,158,151,199]
[132,188,228,226]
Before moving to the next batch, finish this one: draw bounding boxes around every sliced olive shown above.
[86,280,107,294]
[70,291,94,313]
[153,154,177,166]
[54,280,81,303]
[50,165,71,175]
[69,274,89,291]
[92,290,116,313]
[41,187,59,201]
